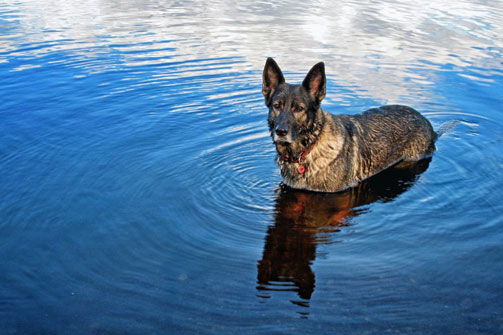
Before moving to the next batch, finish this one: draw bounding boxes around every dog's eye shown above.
[273,103,280,109]
[297,106,305,112]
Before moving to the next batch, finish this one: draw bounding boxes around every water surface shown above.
[1,0,502,334]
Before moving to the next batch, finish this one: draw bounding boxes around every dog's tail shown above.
[435,120,460,139]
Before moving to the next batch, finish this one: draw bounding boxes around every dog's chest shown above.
[278,153,330,189]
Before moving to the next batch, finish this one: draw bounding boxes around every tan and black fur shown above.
[262,57,437,192]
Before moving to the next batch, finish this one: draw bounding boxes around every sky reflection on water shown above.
[3,0,501,100]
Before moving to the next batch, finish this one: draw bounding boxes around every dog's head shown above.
[262,58,326,154]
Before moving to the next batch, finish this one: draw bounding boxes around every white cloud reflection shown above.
[2,0,502,102]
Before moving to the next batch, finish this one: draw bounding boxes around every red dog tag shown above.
[298,165,306,174]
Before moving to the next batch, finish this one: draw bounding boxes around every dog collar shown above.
[280,144,315,164]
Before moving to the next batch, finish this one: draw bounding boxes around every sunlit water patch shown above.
[0,0,502,334]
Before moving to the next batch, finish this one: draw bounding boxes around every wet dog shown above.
[262,58,437,192]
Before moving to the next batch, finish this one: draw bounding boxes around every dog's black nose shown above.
[275,125,288,137]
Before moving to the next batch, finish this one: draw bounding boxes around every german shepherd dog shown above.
[262,58,437,192]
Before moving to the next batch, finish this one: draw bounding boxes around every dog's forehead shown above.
[274,84,309,102]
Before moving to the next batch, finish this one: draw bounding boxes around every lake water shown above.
[1,0,502,334]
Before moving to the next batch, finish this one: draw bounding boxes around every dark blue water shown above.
[1,1,502,334]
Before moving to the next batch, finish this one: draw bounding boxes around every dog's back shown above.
[338,105,436,165]
[327,106,436,187]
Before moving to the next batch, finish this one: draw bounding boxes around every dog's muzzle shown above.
[273,124,295,144]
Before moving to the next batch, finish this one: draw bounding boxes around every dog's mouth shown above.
[273,136,296,159]
[274,142,291,159]
[273,128,317,163]
[274,139,304,160]
[271,125,311,160]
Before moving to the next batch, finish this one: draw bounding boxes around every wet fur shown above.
[263,58,437,192]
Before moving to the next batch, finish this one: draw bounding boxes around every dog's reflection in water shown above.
[256,158,431,304]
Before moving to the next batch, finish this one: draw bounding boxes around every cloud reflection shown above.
[3,0,501,89]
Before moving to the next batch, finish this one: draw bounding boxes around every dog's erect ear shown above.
[302,62,326,104]
[262,58,285,106]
